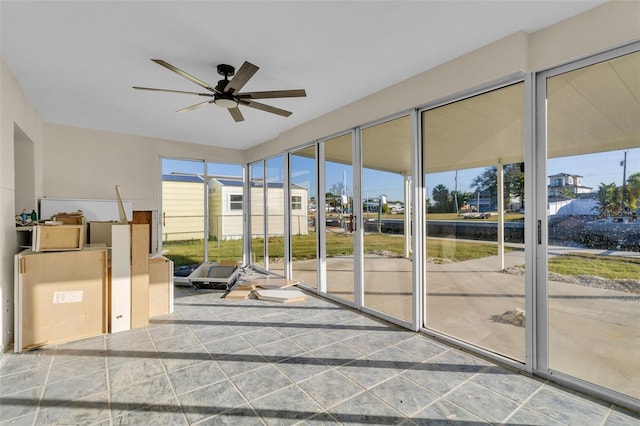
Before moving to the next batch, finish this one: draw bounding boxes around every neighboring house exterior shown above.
[547,173,597,217]
[162,174,309,242]
[245,179,309,239]
[548,173,593,197]
[209,177,244,241]
[162,174,205,242]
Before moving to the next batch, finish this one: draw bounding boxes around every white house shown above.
[548,173,593,197]
[162,174,309,241]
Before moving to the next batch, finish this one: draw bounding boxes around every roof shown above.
[162,174,202,183]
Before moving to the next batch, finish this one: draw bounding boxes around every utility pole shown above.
[454,170,459,214]
[621,150,628,211]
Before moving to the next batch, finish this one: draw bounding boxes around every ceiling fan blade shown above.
[152,59,218,93]
[237,89,306,99]
[239,99,292,117]
[228,107,244,122]
[225,61,259,94]
[132,86,214,97]
[176,100,212,113]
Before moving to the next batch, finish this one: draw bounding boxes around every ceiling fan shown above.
[133,59,306,122]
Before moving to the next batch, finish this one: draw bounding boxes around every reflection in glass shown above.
[290,146,318,288]
[546,50,640,399]
[207,162,244,263]
[361,116,413,322]
[323,133,355,302]
[161,158,205,267]
[423,82,526,362]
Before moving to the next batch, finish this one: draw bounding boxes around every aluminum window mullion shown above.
[353,128,363,309]
[524,72,538,375]
[317,142,327,294]
[284,154,292,279]
[203,161,209,262]
[243,164,250,266]
[534,70,550,374]
[262,160,268,270]
[411,109,423,332]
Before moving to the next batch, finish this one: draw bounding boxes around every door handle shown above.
[538,220,542,245]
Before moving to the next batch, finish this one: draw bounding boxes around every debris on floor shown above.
[254,289,307,303]
[225,290,253,300]
[222,266,306,302]
[498,308,525,327]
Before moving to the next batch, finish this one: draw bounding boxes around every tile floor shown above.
[1,286,639,425]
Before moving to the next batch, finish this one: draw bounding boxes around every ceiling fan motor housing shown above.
[217,63,235,78]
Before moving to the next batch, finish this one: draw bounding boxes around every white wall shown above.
[42,124,244,211]
[0,58,44,353]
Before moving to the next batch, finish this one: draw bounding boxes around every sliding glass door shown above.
[322,133,356,303]
[361,115,413,323]
[206,161,244,263]
[161,158,206,267]
[422,82,527,362]
[249,161,265,266]
[290,146,318,288]
[541,47,640,400]
[266,156,285,272]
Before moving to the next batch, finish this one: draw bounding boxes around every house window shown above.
[291,196,302,210]
[229,194,243,210]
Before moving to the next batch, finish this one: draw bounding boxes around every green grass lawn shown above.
[548,252,640,280]
[163,233,510,266]
[162,232,637,282]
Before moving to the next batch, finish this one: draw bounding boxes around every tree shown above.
[595,182,621,217]
[471,163,524,210]
[626,172,640,211]
[431,184,451,212]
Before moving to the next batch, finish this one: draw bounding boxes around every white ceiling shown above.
[0,1,607,150]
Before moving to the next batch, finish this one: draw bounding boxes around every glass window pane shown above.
[250,161,265,266]
[422,82,526,362]
[361,115,413,322]
[291,146,317,288]
[161,158,205,267]
[266,156,285,272]
[324,133,354,302]
[546,50,640,399]
[207,161,243,263]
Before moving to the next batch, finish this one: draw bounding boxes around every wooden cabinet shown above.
[148,256,173,317]
[14,248,108,353]
[130,224,150,329]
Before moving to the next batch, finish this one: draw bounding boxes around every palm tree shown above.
[626,172,640,211]
[595,182,621,217]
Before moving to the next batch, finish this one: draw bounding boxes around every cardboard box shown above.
[51,211,86,225]
[15,248,108,352]
[32,225,85,252]
[148,256,172,317]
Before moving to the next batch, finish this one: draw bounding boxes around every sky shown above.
[162,147,639,203]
